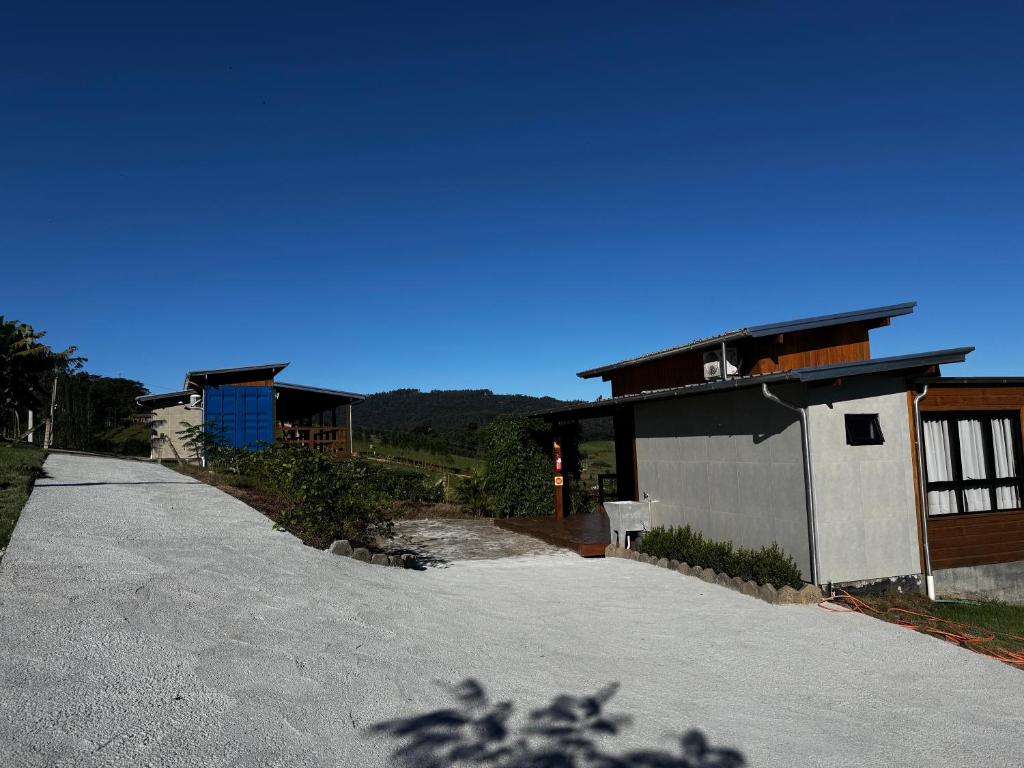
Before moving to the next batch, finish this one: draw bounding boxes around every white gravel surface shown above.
[1,454,1021,768]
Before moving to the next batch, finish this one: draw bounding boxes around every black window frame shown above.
[845,413,885,446]
[921,410,1024,517]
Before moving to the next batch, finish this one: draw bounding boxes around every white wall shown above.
[806,377,920,584]
[147,403,201,461]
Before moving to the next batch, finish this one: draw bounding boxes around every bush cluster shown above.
[210,445,441,547]
[637,525,803,589]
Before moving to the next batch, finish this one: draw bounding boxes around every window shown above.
[845,414,884,445]
[921,412,1023,516]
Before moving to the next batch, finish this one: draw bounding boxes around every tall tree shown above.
[0,316,84,438]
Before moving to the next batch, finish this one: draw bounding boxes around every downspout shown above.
[913,386,936,600]
[762,384,820,586]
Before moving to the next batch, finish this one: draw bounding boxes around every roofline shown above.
[543,346,972,420]
[274,381,365,401]
[577,301,917,379]
[136,390,194,404]
[184,362,290,389]
[913,376,1024,386]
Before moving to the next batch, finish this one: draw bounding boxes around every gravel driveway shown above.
[1,454,1020,768]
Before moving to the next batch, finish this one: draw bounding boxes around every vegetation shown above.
[52,373,150,455]
[481,416,557,518]
[352,388,612,466]
[0,316,83,440]
[0,443,46,548]
[186,442,444,548]
[855,592,1024,660]
[638,525,803,589]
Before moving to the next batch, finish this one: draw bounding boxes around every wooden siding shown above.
[745,323,871,375]
[919,384,1024,570]
[608,323,873,397]
[929,510,1024,569]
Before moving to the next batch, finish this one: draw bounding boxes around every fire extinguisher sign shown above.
[554,476,564,487]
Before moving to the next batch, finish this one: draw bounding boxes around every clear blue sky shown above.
[3,2,1022,400]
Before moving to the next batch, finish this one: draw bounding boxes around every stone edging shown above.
[605,544,822,605]
[327,539,415,569]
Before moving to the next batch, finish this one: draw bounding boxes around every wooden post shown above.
[553,436,564,519]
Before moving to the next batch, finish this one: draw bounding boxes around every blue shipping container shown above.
[203,385,274,450]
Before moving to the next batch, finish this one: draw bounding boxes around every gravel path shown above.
[389,518,567,564]
[1,454,1020,768]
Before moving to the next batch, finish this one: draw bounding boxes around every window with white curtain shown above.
[921,412,1023,516]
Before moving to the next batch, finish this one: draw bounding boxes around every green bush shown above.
[453,472,488,514]
[207,446,443,547]
[482,416,552,517]
[637,525,803,589]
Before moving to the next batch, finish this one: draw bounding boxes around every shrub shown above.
[637,525,803,589]
[482,417,552,517]
[453,472,488,515]
[206,445,445,547]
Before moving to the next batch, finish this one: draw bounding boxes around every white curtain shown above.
[992,417,1021,510]
[957,419,991,512]
[923,420,956,515]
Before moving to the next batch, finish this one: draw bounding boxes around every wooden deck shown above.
[494,512,610,557]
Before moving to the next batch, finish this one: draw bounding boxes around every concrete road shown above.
[1,454,1020,768]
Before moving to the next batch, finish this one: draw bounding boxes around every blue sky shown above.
[3,2,1023,400]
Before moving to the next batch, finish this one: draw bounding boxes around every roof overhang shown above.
[274,381,365,402]
[543,346,972,421]
[577,301,917,379]
[184,362,289,389]
[136,390,194,408]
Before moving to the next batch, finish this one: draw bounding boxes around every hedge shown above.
[637,525,803,589]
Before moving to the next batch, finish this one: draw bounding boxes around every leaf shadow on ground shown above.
[366,678,744,768]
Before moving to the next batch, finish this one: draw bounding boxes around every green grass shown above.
[352,437,484,475]
[0,443,46,548]
[856,592,1024,661]
[580,440,615,486]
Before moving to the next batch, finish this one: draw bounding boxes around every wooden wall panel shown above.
[608,323,874,397]
[919,384,1024,570]
[929,510,1024,569]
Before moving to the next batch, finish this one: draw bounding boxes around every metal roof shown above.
[542,346,972,420]
[184,362,289,389]
[577,301,917,379]
[274,381,365,401]
[136,390,194,405]
[913,376,1024,386]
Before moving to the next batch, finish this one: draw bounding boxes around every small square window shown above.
[845,414,884,446]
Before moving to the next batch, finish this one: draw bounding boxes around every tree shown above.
[0,317,84,438]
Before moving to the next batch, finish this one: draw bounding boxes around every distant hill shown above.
[352,388,612,444]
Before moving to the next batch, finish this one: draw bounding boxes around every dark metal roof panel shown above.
[274,381,365,401]
[543,346,970,420]
[136,390,194,405]
[185,362,289,379]
[577,301,917,379]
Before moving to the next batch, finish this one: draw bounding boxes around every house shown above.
[137,363,363,461]
[543,302,1024,603]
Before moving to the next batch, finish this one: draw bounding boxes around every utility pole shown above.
[43,375,58,450]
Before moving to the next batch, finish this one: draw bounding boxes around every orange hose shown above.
[818,590,1024,667]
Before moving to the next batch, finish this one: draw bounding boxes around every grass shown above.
[852,591,1024,662]
[352,437,485,475]
[0,442,46,549]
[580,440,615,487]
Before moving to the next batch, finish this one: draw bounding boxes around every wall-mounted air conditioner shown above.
[703,348,741,381]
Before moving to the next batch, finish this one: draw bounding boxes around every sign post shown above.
[553,438,564,519]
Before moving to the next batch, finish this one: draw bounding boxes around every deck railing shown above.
[277,425,351,455]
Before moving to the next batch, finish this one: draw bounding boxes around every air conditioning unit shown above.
[703,348,741,381]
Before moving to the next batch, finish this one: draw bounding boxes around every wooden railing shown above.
[277,426,351,455]
[597,473,618,504]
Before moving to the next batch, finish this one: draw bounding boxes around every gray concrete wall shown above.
[633,384,812,579]
[147,403,201,461]
[806,377,920,585]
[934,561,1024,605]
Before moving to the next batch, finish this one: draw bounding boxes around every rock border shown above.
[604,544,822,605]
[328,539,416,569]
